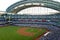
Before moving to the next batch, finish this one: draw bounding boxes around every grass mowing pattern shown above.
[0,26,47,40]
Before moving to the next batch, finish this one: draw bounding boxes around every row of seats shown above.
[1,14,60,18]
[11,20,60,26]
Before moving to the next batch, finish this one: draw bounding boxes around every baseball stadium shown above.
[0,0,60,40]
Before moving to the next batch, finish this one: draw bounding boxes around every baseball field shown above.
[0,26,48,40]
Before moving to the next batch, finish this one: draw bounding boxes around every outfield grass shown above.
[0,26,47,40]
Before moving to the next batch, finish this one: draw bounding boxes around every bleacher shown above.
[40,30,60,40]
[0,16,7,26]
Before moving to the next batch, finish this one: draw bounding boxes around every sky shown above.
[0,0,60,15]
[0,0,20,11]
